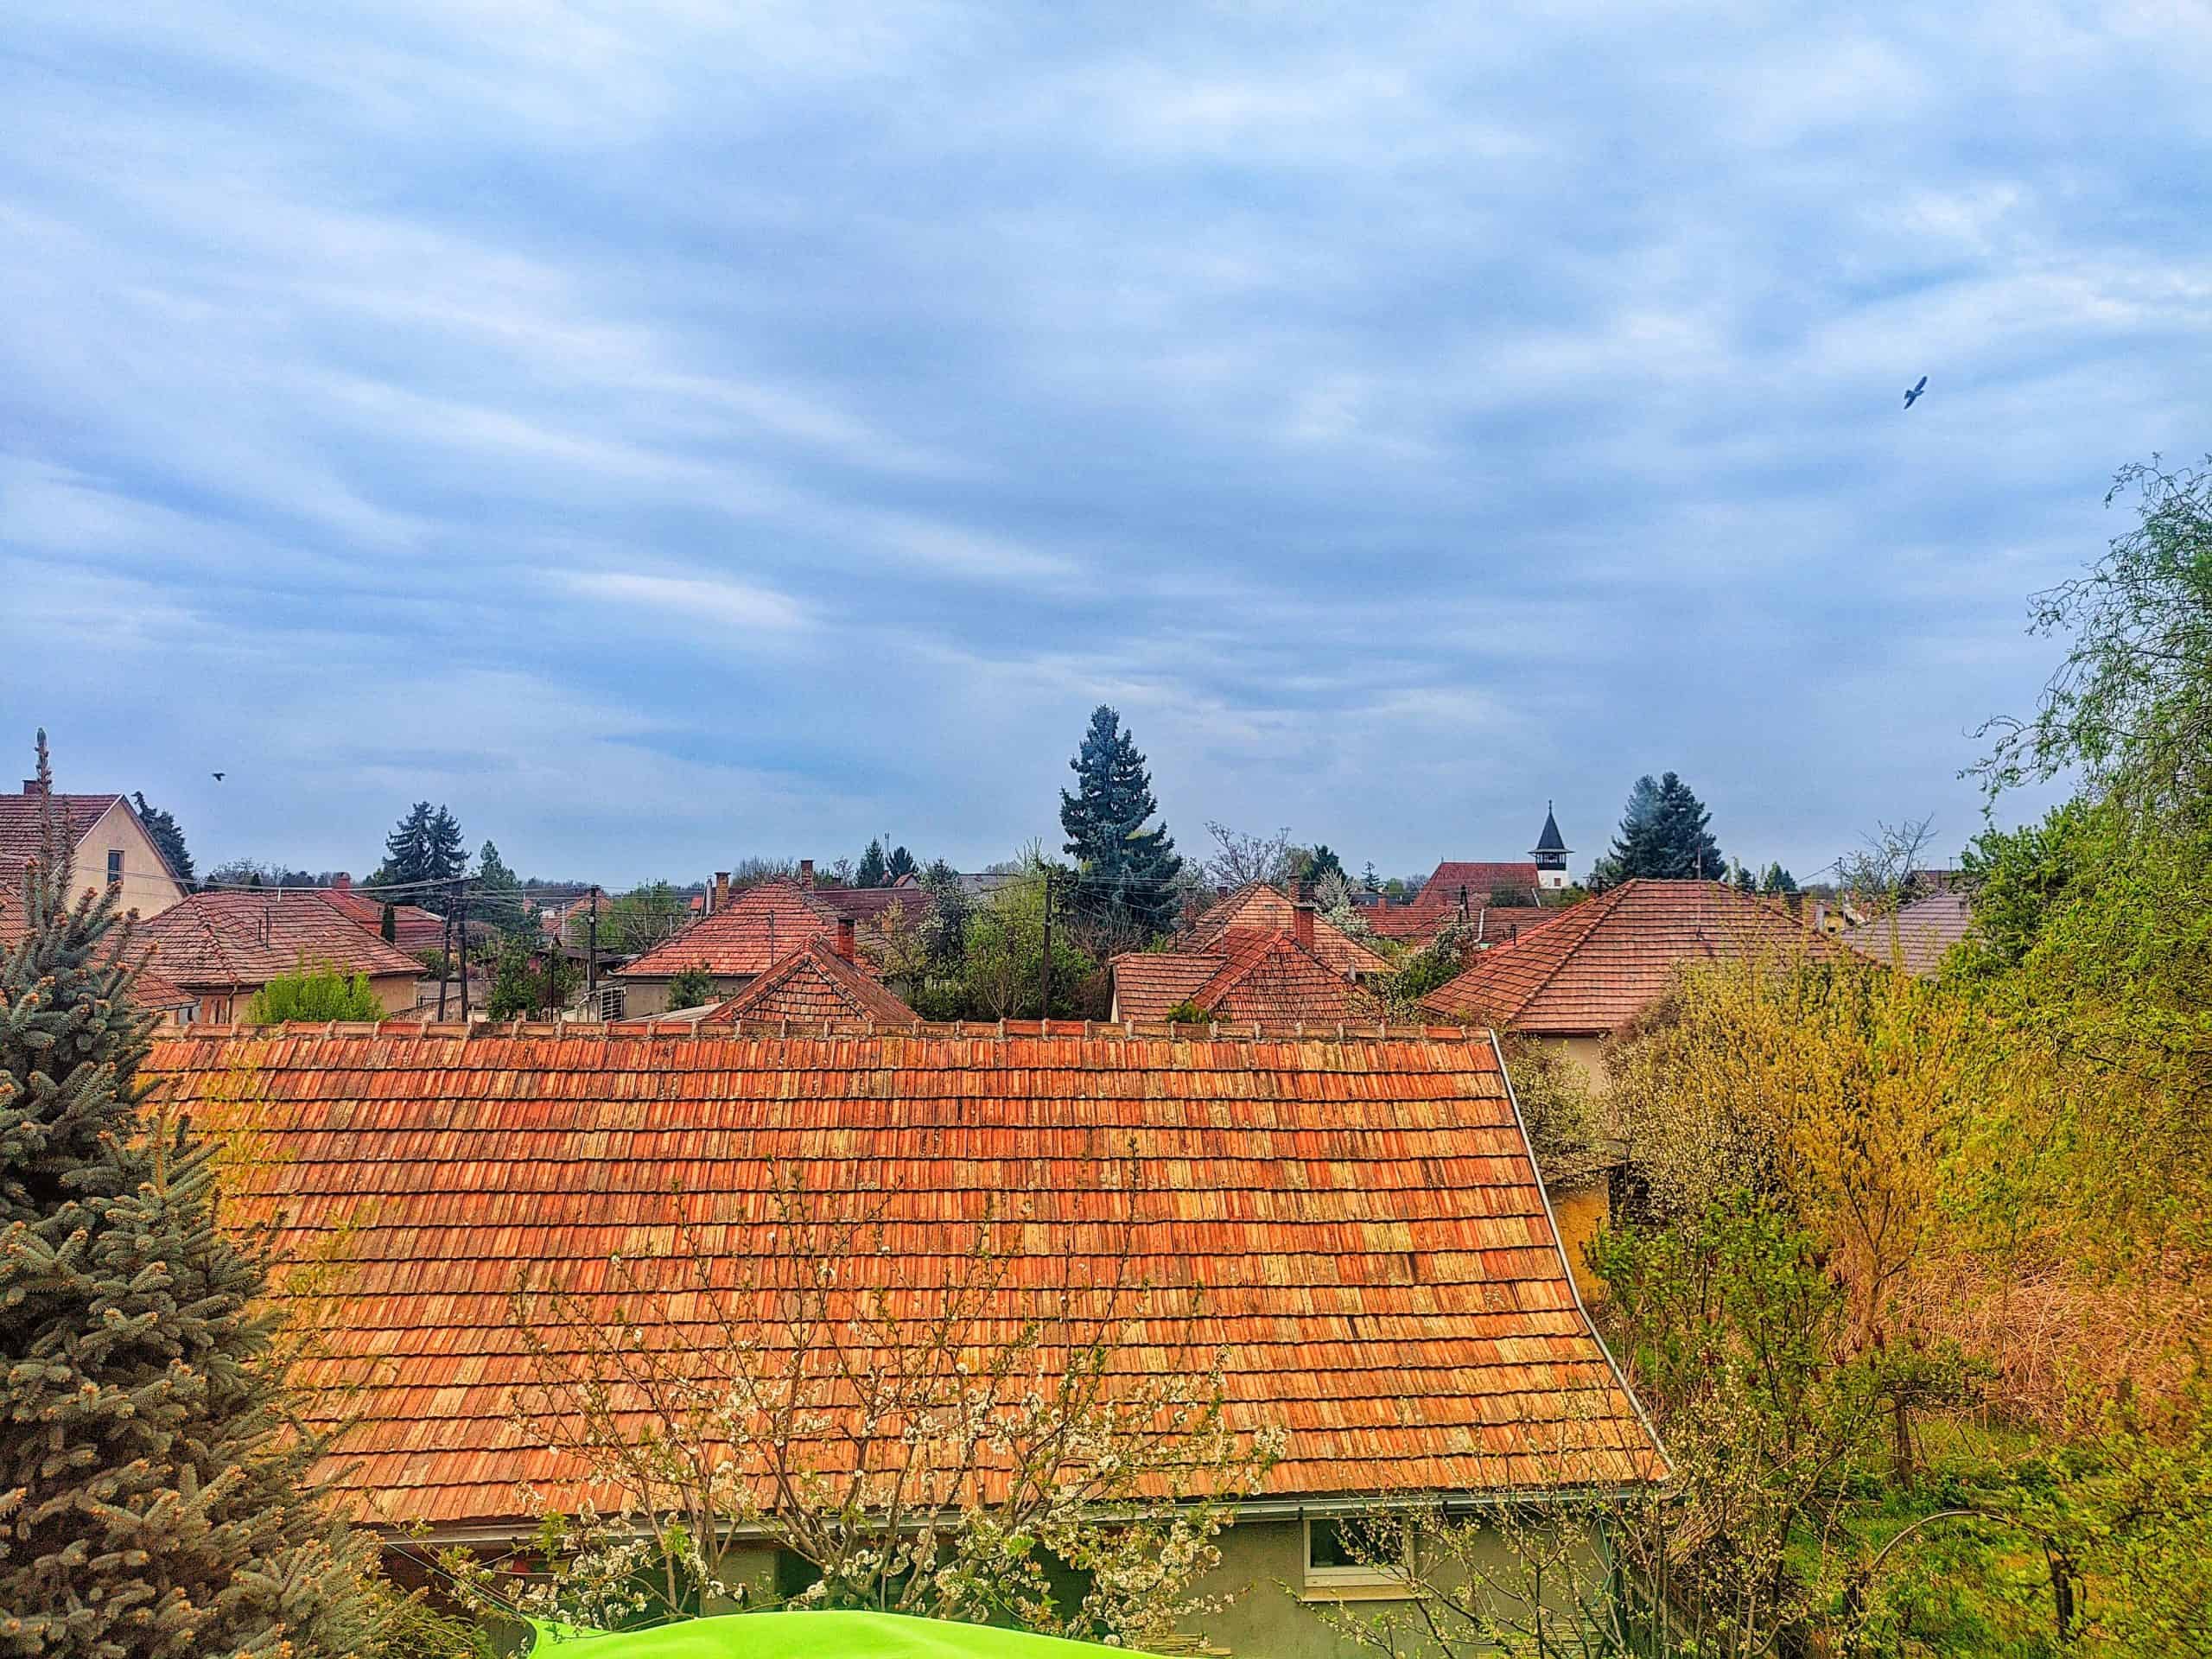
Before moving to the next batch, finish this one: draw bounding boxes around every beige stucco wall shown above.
[614,973,751,1018]
[76,802,186,918]
[695,1514,1604,1658]
[190,970,416,1024]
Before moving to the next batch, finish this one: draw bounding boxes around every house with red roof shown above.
[1110,917,1380,1025]
[614,878,870,1014]
[1174,882,1391,979]
[0,778,187,919]
[1422,878,1836,1295]
[142,1019,1662,1648]
[313,875,453,957]
[136,889,426,1022]
[704,925,921,1027]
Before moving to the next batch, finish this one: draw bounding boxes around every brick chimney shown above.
[835,916,855,961]
[332,873,351,891]
[714,871,730,913]
[799,858,816,889]
[1292,899,1316,953]
[22,779,43,796]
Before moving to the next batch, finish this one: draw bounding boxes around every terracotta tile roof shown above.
[1847,889,1974,977]
[1106,952,1222,1018]
[1423,879,1833,1032]
[1179,885,1390,976]
[0,791,127,876]
[142,1023,1662,1529]
[705,938,920,1027]
[130,965,196,1011]
[811,885,932,929]
[1410,862,1545,917]
[137,890,426,992]
[1469,906,1565,948]
[0,880,189,1009]
[0,880,24,949]
[315,889,449,956]
[1115,931,1377,1024]
[618,880,860,979]
[1363,905,1441,942]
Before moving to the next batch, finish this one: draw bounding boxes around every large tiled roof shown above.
[1847,889,1974,978]
[1470,906,1564,947]
[141,1023,1662,1529]
[1364,904,1443,941]
[619,880,855,979]
[706,938,920,1027]
[810,883,931,930]
[1180,884,1390,976]
[1114,931,1376,1024]
[137,890,425,991]
[1424,879,1832,1032]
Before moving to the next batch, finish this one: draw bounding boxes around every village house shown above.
[1109,901,1378,1024]
[135,888,426,1022]
[1175,881,1392,978]
[141,1020,1662,1657]
[1421,878,1836,1296]
[1363,809,1579,947]
[702,924,921,1027]
[613,876,870,1015]
[0,778,188,918]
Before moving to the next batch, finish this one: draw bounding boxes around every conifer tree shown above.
[130,793,194,885]
[1600,771,1725,882]
[1059,705,1182,935]
[0,732,375,1657]
[886,845,916,884]
[855,838,888,889]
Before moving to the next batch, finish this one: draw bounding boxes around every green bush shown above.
[243,962,387,1024]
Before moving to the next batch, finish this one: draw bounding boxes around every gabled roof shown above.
[1179,884,1390,976]
[137,890,425,991]
[0,789,183,887]
[619,880,857,979]
[1112,930,1377,1023]
[1423,879,1834,1032]
[1847,889,1973,978]
[706,938,920,1027]
[141,1023,1662,1528]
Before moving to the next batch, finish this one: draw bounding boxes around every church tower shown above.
[1531,802,1570,891]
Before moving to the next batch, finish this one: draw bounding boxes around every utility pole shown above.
[455,877,472,1022]
[587,887,600,1005]
[437,907,452,1020]
[1040,866,1052,1021]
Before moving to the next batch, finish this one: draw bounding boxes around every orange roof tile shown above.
[142,1023,1662,1529]
[1116,931,1376,1024]
[706,938,920,1027]
[0,880,24,950]
[137,890,426,992]
[618,880,859,979]
[315,888,450,956]
[1423,879,1834,1032]
[1179,885,1390,977]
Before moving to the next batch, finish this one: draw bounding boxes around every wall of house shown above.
[614,973,749,1018]
[189,972,416,1025]
[75,803,185,918]
[1550,1182,1611,1305]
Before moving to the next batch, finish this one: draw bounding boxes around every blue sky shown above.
[3,3,2207,887]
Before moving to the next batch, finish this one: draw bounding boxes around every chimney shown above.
[798,858,815,889]
[21,779,42,796]
[333,873,351,891]
[714,871,730,913]
[836,916,855,961]
[1292,900,1316,953]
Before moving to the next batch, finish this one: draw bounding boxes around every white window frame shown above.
[1300,1516,1415,1600]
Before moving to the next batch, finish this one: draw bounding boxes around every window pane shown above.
[1309,1520,1359,1569]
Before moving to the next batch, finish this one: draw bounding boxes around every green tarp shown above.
[524,1611,1128,1657]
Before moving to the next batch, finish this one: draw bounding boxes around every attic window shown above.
[106,849,124,885]
[1301,1516,1414,1599]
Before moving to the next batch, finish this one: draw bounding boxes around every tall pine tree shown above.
[1600,770,1725,882]
[130,792,194,885]
[1,733,374,1656]
[855,838,889,889]
[371,802,467,912]
[1059,706,1182,935]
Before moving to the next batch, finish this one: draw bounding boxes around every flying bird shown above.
[1904,375,1928,409]
[211,772,226,782]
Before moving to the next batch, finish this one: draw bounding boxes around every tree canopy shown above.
[372,800,467,908]
[1593,771,1724,885]
[1059,706,1182,936]
[130,790,194,882]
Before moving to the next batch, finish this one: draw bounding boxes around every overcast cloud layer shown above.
[3,3,2208,886]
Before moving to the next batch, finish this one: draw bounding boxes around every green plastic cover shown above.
[524,1611,1129,1657]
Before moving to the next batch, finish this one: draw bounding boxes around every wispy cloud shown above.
[3,2,2204,880]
